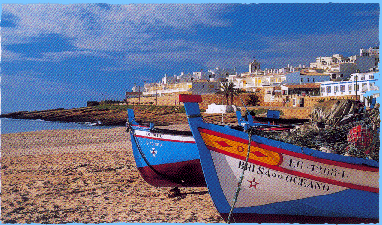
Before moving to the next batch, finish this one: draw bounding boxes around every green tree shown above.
[218,82,244,105]
[218,82,233,105]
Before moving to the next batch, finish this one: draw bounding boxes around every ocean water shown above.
[1,118,121,134]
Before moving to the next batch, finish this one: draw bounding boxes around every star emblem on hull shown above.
[151,148,157,157]
[248,178,260,189]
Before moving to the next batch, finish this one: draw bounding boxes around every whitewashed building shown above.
[309,48,379,80]
[320,72,379,104]
[143,80,219,96]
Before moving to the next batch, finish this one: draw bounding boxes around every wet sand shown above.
[1,127,223,223]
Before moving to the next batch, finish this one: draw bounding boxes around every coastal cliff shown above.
[0,105,242,127]
[1,107,128,126]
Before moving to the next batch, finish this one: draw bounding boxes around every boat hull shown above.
[181,94,379,223]
[219,213,379,224]
[127,109,206,188]
[137,159,206,187]
[130,129,206,187]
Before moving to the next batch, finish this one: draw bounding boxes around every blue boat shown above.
[126,109,206,187]
[180,94,379,224]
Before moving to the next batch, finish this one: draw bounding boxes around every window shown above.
[348,84,352,92]
[355,84,359,91]
[340,85,345,92]
[313,78,315,82]
[370,82,378,91]
[307,78,310,82]
[326,86,331,93]
[301,78,303,83]
[321,87,325,93]
[334,86,338,93]
[362,83,368,92]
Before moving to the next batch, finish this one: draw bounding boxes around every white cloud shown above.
[2,4,230,51]
[2,4,378,70]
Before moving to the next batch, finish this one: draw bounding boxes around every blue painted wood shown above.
[127,108,205,187]
[181,94,379,223]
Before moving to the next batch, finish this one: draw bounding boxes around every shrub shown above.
[87,101,99,107]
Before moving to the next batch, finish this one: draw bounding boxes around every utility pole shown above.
[355,74,358,102]
[143,81,147,105]
[138,85,141,105]
[155,83,158,105]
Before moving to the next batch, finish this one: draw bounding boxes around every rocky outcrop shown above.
[0,106,190,126]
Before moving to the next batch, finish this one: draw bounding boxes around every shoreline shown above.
[0,107,128,126]
[0,105,241,131]
[1,117,124,135]
[0,105,192,127]
[0,102,314,128]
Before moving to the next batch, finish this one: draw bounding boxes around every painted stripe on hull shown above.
[129,123,203,187]
[200,128,378,219]
[133,136,199,167]
[219,213,379,224]
[135,129,195,143]
[200,128,378,193]
[200,128,377,171]
[180,95,379,223]
[137,159,206,187]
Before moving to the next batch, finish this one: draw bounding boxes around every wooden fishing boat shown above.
[126,107,255,188]
[252,115,309,126]
[180,94,379,224]
[236,110,295,132]
[126,109,206,187]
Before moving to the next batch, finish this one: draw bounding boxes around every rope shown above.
[227,128,254,224]
[126,122,185,185]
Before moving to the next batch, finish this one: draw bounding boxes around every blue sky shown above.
[1,3,380,113]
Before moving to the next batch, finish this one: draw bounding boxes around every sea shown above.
[1,118,121,134]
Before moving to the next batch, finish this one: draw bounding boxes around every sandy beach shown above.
[1,127,223,223]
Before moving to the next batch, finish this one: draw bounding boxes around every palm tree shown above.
[230,85,245,106]
[219,82,233,105]
[218,82,243,105]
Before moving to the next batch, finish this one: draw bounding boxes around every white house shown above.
[309,48,379,80]
[320,72,379,104]
[143,80,219,96]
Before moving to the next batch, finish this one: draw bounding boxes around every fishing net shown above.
[252,101,380,161]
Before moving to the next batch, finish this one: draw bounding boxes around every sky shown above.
[1,2,380,113]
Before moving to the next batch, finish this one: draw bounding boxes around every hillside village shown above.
[126,47,379,113]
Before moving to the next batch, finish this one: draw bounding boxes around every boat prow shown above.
[126,108,206,187]
[180,94,379,224]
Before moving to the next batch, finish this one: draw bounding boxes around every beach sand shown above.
[1,127,223,223]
